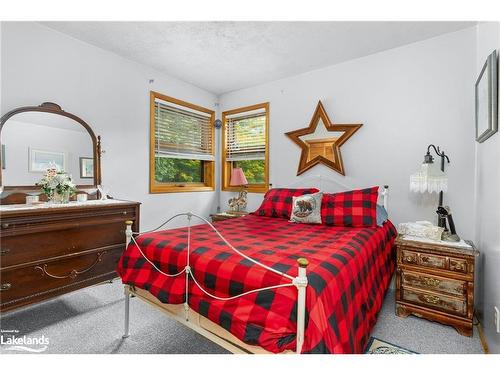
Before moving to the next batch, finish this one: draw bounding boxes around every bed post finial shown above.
[125,220,133,247]
[297,258,309,268]
[294,258,308,353]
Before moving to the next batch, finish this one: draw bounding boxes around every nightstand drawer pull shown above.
[422,277,440,287]
[449,259,467,272]
[423,294,440,304]
[34,251,105,280]
[1,283,12,291]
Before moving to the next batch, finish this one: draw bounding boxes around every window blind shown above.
[154,100,214,161]
[226,111,266,161]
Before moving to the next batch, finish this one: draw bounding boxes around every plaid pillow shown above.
[321,186,379,227]
[254,188,319,218]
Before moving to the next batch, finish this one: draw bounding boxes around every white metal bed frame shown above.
[121,183,389,354]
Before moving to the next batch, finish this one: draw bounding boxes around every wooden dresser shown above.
[395,236,479,336]
[0,199,140,312]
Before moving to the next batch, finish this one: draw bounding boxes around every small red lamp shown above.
[228,168,248,212]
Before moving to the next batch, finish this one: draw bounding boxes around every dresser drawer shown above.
[401,270,466,297]
[0,246,122,310]
[0,206,136,232]
[1,217,131,268]
[401,287,467,317]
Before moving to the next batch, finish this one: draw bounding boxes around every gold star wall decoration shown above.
[285,101,362,176]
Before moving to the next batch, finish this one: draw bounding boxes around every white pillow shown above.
[290,192,323,224]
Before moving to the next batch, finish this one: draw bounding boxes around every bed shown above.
[117,184,397,354]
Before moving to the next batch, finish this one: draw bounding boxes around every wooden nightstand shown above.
[395,236,479,337]
[209,211,248,222]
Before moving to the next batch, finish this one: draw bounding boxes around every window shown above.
[150,91,215,193]
[222,103,269,193]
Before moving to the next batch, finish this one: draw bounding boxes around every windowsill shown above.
[150,185,215,193]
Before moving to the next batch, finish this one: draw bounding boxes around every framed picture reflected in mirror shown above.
[29,148,66,173]
[79,157,94,179]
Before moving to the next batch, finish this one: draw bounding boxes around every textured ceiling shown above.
[42,21,475,95]
[9,112,87,132]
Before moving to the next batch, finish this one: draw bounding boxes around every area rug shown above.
[365,337,417,354]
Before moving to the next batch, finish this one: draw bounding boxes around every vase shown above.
[50,191,70,204]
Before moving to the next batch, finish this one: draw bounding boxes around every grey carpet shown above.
[0,281,483,354]
[372,289,483,354]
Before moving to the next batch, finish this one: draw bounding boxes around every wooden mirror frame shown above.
[0,102,102,204]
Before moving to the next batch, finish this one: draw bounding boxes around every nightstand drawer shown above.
[401,270,466,297]
[400,248,447,271]
[418,253,447,270]
[449,257,468,273]
[401,287,467,317]
[400,250,418,265]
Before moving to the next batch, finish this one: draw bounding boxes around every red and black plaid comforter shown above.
[117,215,397,353]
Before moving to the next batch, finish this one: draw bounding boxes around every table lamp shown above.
[228,168,248,212]
[409,144,459,242]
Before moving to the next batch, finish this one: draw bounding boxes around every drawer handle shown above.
[34,251,106,280]
[405,256,414,262]
[1,223,10,229]
[451,262,465,271]
[422,277,440,287]
[0,248,10,255]
[423,294,440,304]
[0,283,11,291]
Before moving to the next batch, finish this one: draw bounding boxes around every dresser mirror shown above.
[0,102,101,204]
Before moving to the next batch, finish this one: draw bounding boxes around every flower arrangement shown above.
[37,167,76,203]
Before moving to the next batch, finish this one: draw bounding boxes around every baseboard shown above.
[477,319,490,354]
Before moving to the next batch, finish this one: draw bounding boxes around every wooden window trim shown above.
[221,102,269,194]
[149,91,215,193]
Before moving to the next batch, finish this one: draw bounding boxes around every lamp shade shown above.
[230,168,248,186]
[410,162,448,194]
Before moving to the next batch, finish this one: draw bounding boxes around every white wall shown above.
[1,22,219,230]
[474,22,500,354]
[219,28,477,240]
